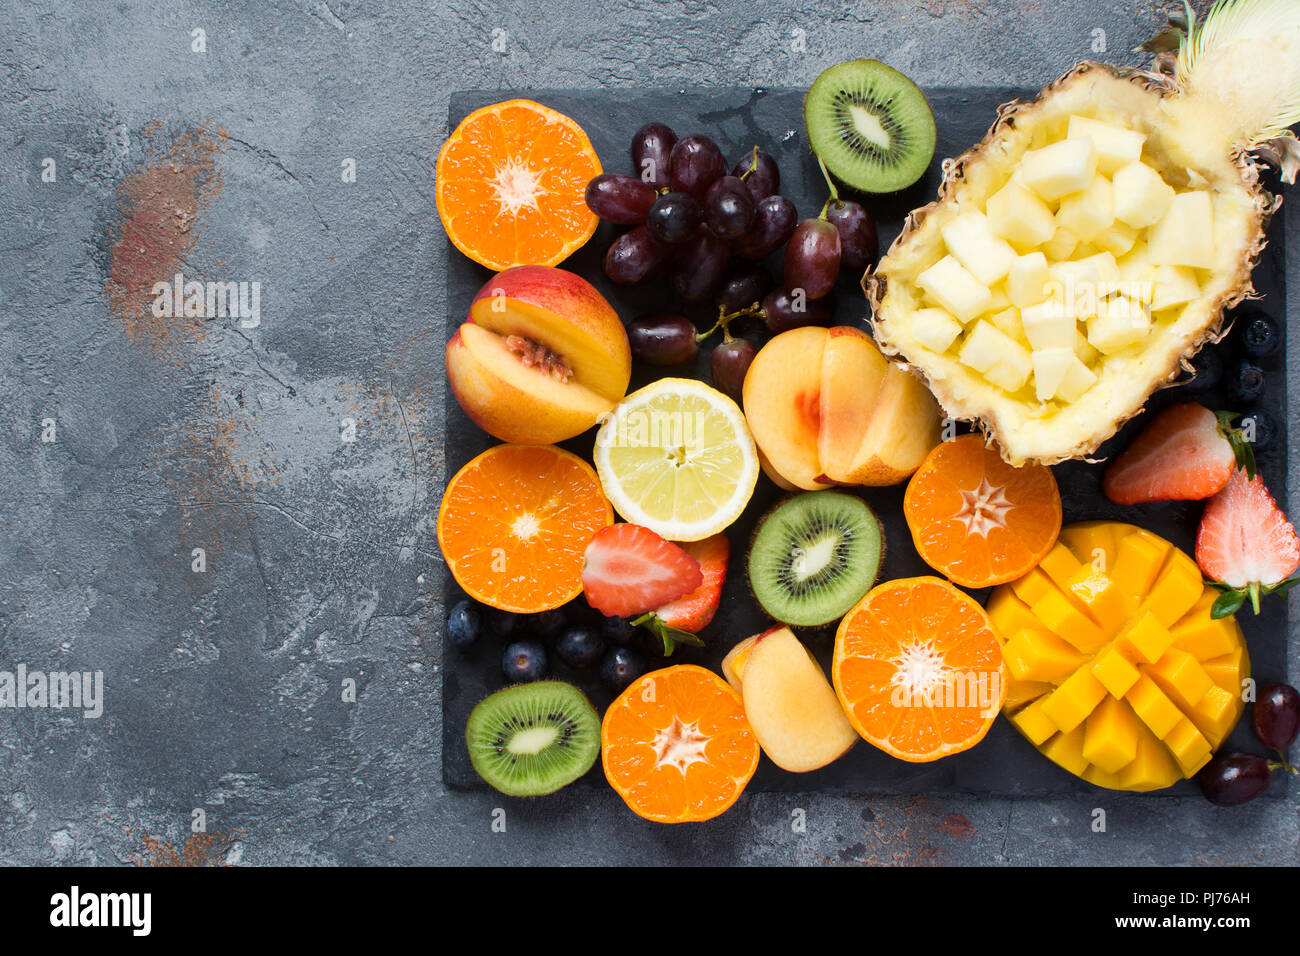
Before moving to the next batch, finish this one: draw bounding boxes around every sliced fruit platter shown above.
[437,0,1299,819]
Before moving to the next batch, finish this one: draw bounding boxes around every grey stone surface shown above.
[0,0,1294,866]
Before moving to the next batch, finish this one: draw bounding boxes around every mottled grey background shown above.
[0,0,1295,865]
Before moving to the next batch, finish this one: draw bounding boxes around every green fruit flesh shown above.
[747,491,883,627]
[465,681,600,797]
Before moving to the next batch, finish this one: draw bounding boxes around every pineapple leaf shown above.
[1136,26,1185,55]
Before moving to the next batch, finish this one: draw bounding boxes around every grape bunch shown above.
[1198,681,1299,806]
[584,123,878,401]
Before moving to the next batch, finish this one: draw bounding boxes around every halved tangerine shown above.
[601,665,759,823]
[903,434,1061,588]
[437,444,613,612]
[832,577,1007,763]
[436,99,601,271]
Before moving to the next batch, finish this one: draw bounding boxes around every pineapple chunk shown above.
[1087,295,1151,354]
[1032,347,1074,402]
[988,306,1024,341]
[1007,253,1051,308]
[911,308,964,353]
[1066,115,1146,175]
[1021,299,1075,350]
[1150,265,1201,312]
[986,357,1032,393]
[917,255,993,323]
[1117,242,1150,285]
[1056,176,1114,241]
[1057,355,1099,403]
[1043,227,1080,261]
[941,212,1018,286]
[1148,191,1216,269]
[1094,220,1138,258]
[1049,252,1119,315]
[985,180,1057,248]
[1021,138,1098,202]
[1073,329,1100,367]
[1112,161,1176,228]
[960,320,1031,378]
[985,283,1011,314]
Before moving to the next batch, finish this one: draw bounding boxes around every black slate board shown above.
[441,87,1289,797]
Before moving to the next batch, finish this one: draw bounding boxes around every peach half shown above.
[446,266,631,444]
[743,325,942,489]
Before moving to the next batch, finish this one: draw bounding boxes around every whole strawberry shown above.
[1197,468,1300,617]
[1103,403,1254,506]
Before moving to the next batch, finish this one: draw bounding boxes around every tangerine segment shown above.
[601,665,759,823]
[436,99,601,271]
[904,434,1061,588]
[833,577,1008,763]
[437,444,613,613]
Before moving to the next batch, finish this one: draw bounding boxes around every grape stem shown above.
[695,302,764,344]
[816,155,839,220]
[1268,753,1298,775]
[738,146,758,182]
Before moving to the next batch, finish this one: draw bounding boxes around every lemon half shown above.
[593,378,759,541]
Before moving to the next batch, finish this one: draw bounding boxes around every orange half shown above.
[436,99,601,271]
[437,444,612,612]
[833,577,1008,762]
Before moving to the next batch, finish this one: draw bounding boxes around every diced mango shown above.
[1091,644,1142,698]
[1009,567,1056,608]
[1009,697,1059,746]
[1110,530,1170,615]
[1066,565,1127,633]
[1185,685,1239,745]
[1169,594,1240,661]
[1163,718,1213,776]
[1083,695,1141,773]
[1148,647,1213,709]
[1202,646,1249,695]
[1118,724,1182,792]
[1041,724,1089,777]
[1004,677,1054,711]
[1117,612,1174,664]
[986,587,1041,642]
[1040,543,1085,592]
[1125,674,1183,739]
[1040,666,1108,733]
[1032,588,1108,653]
[1136,549,1204,627]
[1002,628,1088,683]
[1058,521,1120,569]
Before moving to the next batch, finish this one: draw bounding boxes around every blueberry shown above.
[1239,313,1280,360]
[1182,348,1223,393]
[1239,407,1276,452]
[446,600,482,650]
[488,609,519,637]
[600,646,647,693]
[601,616,636,646]
[531,608,566,638]
[1227,360,1266,405]
[555,626,605,668]
[501,640,548,683]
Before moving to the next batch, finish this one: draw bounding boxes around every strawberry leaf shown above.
[1210,589,1247,619]
[1215,410,1257,481]
[632,613,705,656]
[1264,575,1300,597]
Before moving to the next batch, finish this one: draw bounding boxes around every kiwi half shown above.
[804,59,936,194]
[466,681,600,796]
[747,491,883,628]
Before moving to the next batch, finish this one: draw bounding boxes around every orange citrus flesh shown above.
[904,434,1062,588]
[833,577,1008,763]
[601,665,759,823]
[437,444,612,612]
[436,99,601,271]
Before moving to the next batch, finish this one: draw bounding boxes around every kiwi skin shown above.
[745,491,885,630]
[465,680,600,798]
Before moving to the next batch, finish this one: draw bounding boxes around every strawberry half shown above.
[635,533,730,655]
[582,524,703,618]
[1197,468,1300,617]
[1103,404,1255,506]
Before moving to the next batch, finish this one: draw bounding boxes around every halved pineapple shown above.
[866,0,1299,465]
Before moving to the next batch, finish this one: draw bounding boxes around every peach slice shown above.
[721,625,784,691]
[817,326,888,484]
[738,626,857,773]
[446,266,631,444]
[841,363,943,485]
[742,326,833,491]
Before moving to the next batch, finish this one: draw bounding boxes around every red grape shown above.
[668,134,727,200]
[714,265,771,314]
[1199,753,1272,805]
[783,218,841,301]
[631,122,676,189]
[585,173,658,225]
[670,229,730,302]
[734,195,797,260]
[704,175,755,241]
[825,200,878,275]
[1254,683,1300,751]
[627,314,698,366]
[710,338,758,402]
[732,148,780,202]
[603,226,668,285]
[645,192,702,245]
[761,287,833,333]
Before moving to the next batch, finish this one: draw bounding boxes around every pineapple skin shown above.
[864,62,1279,467]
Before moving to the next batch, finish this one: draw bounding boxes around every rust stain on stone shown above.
[133,830,238,866]
[937,812,976,839]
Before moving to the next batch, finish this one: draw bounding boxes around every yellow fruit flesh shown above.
[987,521,1249,792]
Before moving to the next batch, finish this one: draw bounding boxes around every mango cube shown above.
[1137,549,1203,626]
[1009,697,1059,746]
[1148,647,1213,709]
[1163,718,1213,776]
[1117,612,1175,664]
[1091,644,1142,698]
[1119,725,1182,792]
[1125,674,1183,739]
[1005,678,1055,711]
[1083,696,1141,774]
[1040,666,1108,733]
[1066,565,1127,633]
[1003,628,1087,683]
[1032,588,1107,653]
[1185,685,1239,745]
[1041,724,1089,777]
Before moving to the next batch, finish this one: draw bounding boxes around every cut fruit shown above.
[804,59,937,194]
[436,99,601,271]
[1147,191,1216,270]
[1020,137,1098,201]
[438,444,614,612]
[986,180,1057,248]
[581,524,703,618]
[1112,161,1176,228]
[987,521,1251,791]
[738,627,857,772]
[601,665,759,823]
[593,378,758,541]
[1055,175,1114,242]
[917,255,992,323]
[940,212,1017,286]
[833,577,1007,762]
[466,681,601,796]
[1066,114,1146,174]
[903,434,1062,588]
[747,491,883,628]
